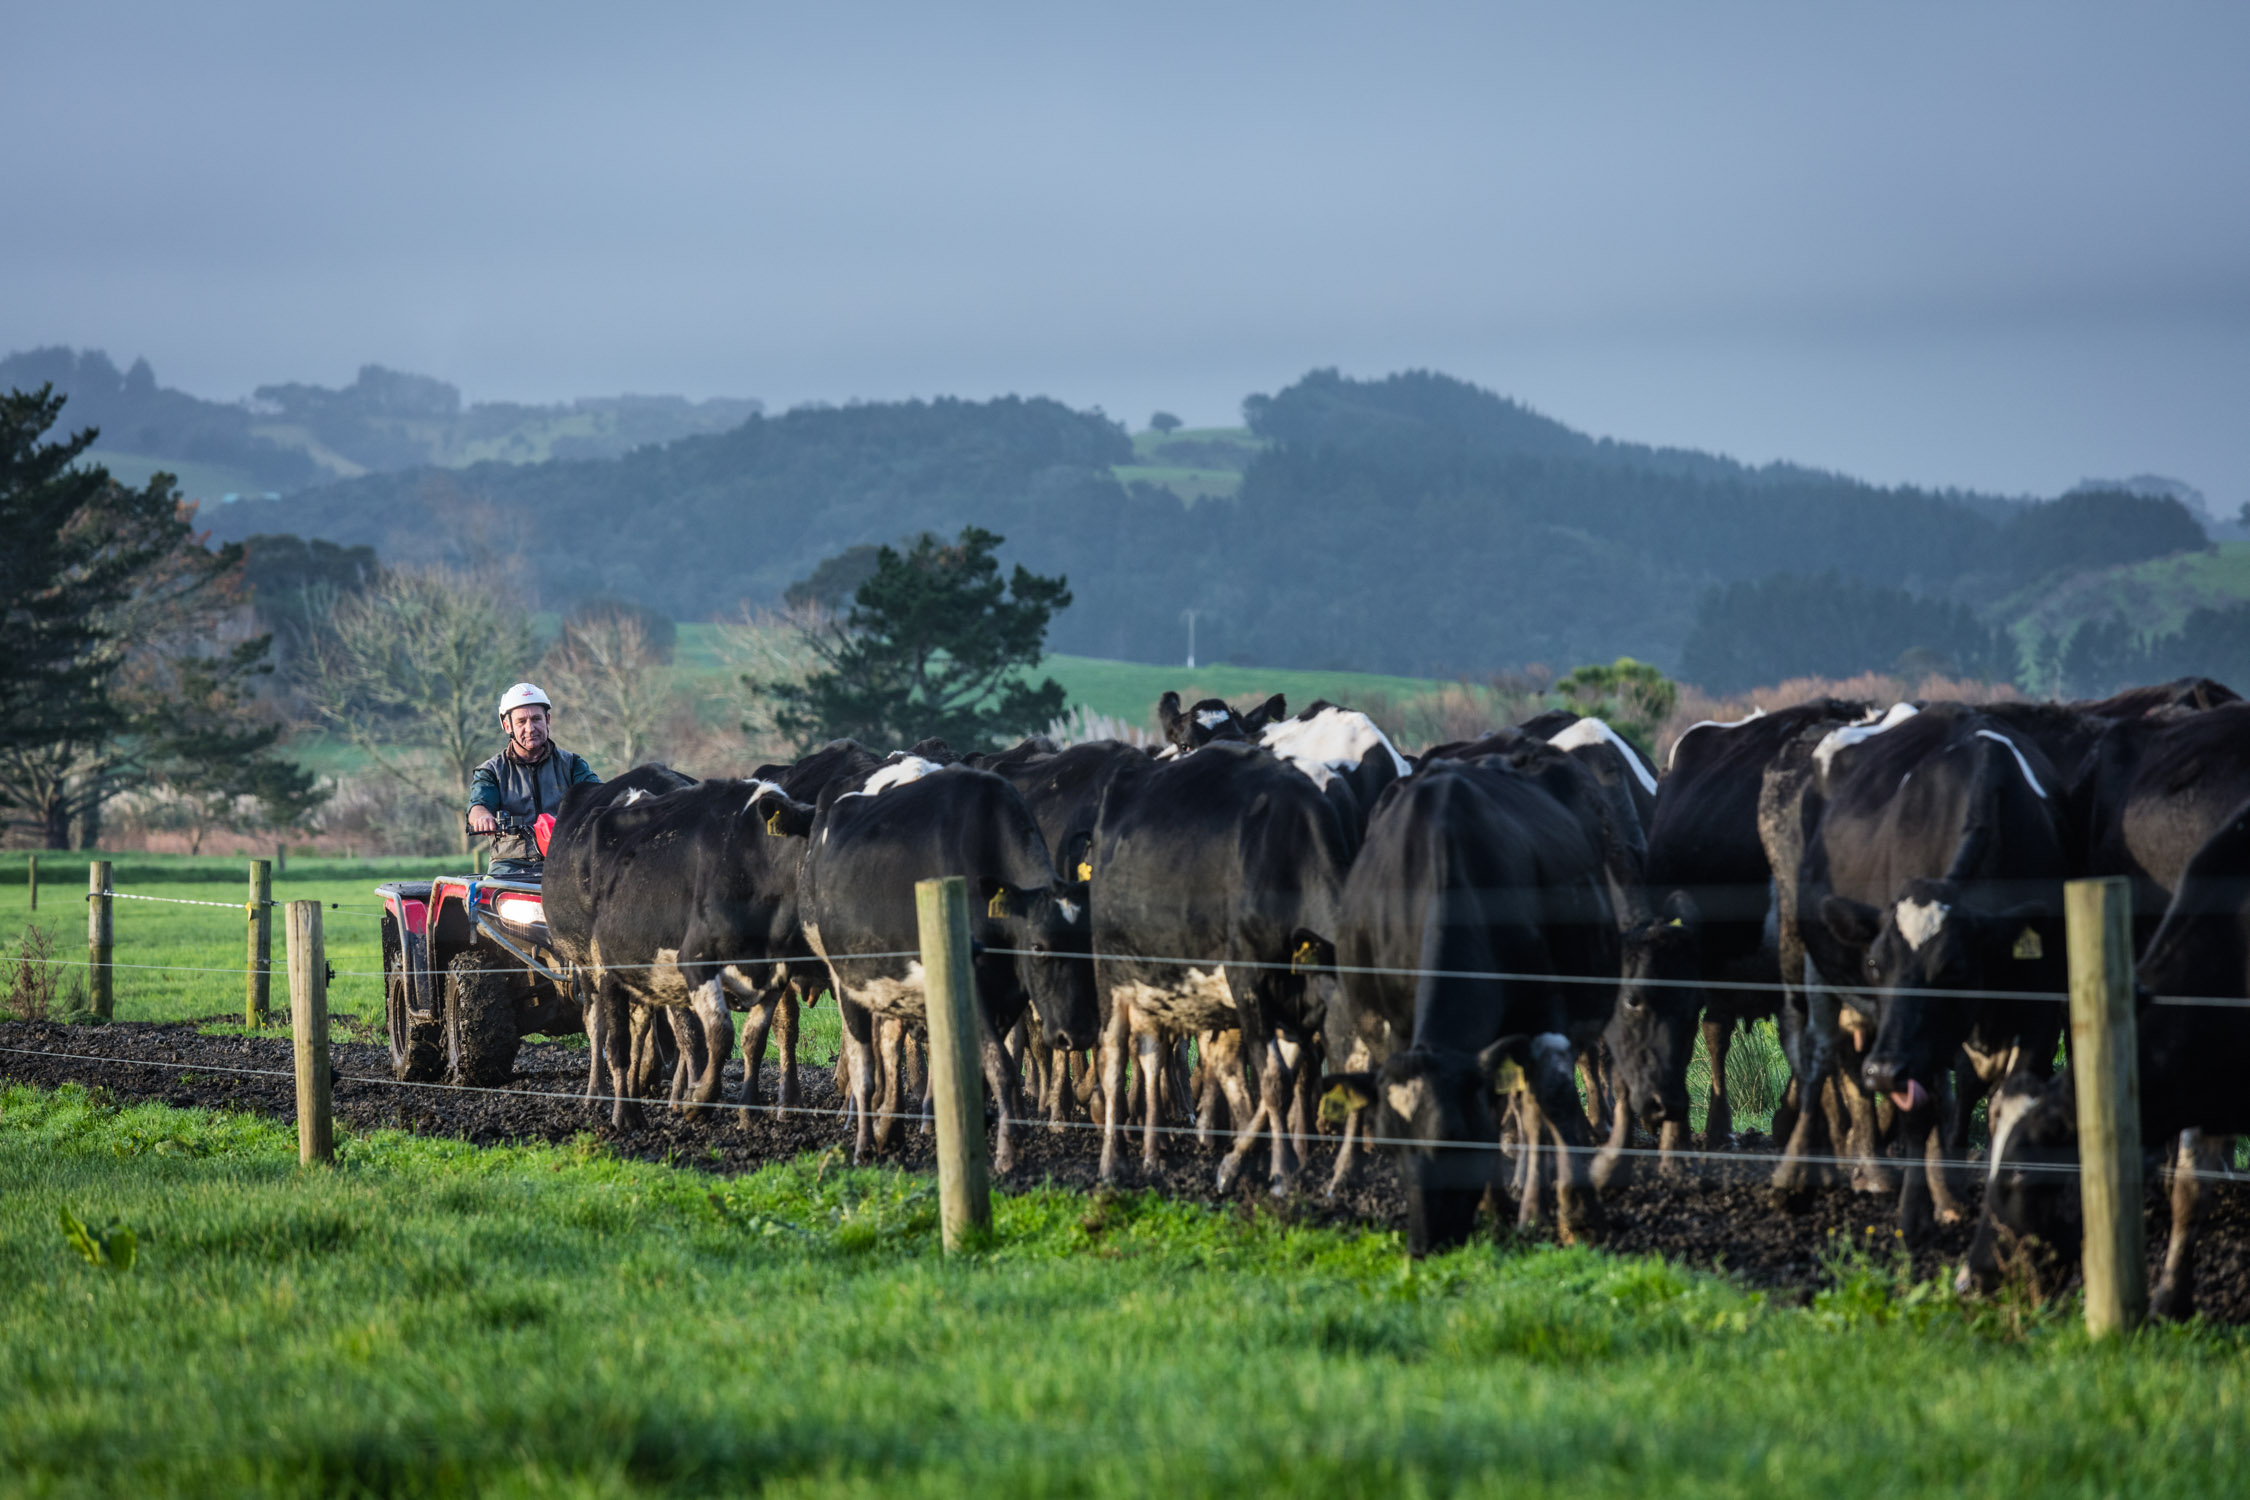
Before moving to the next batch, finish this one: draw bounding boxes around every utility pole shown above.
[1183,608,1199,670]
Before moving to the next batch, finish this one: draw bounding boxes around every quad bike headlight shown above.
[493,894,545,927]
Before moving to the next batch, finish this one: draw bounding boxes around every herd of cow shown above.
[537,678,2250,1316]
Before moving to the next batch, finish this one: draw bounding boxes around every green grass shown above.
[2,851,454,1031]
[1,1080,2244,1497]
[77,449,271,504]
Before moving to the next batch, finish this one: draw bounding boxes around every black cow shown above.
[543,763,701,1105]
[568,776,820,1129]
[1963,798,2250,1317]
[977,736,1155,1122]
[1323,749,1626,1253]
[1601,702,1869,1176]
[1800,703,2071,1240]
[797,754,1097,1172]
[1087,741,1355,1192]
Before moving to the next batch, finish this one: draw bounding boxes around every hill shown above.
[201,367,2216,681]
[2,346,763,497]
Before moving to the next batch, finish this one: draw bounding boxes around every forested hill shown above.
[204,368,2207,677]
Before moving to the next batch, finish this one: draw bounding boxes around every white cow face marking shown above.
[1894,897,1951,952]
[1384,1078,1427,1124]
[1055,897,1082,926]
[1195,708,1233,730]
[622,788,647,805]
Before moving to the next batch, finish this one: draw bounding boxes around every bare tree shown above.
[299,565,532,853]
[539,611,672,771]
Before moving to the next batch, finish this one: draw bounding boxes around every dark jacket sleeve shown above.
[468,756,504,813]
[568,752,602,787]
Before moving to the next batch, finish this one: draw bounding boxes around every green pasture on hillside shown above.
[78,449,269,504]
[2,1081,2245,1497]
[2007,538,2250,652]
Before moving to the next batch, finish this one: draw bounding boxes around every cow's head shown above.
[1326,1031,1575,1256]
[1822,878,2054,1110]
[986,877,1098,1051]
[1957,1068,2078,1300]
[1602,890,1703,1127]
[1157,691,1286,752]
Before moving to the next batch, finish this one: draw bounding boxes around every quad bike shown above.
[375,813,582,1086]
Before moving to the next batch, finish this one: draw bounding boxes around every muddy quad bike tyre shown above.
[444,952,518,1086]
[387,948,443,1083]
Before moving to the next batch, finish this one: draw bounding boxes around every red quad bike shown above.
[375,813,581,1085]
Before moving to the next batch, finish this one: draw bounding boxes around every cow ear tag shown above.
[765,808,784,836]
[1490,1058,1527,1096]
[1665,917,1684,929]
[1075,858,1093,882]
[2012,927,2043,961]
[988,888,1010,919]
[1292,939,1320,973]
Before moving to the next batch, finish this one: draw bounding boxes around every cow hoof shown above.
[2151,1279,2195,1323]
[1851,1165,1897,1196]
[1214,1157,1245,1194]
[1936,1206,1965,1227]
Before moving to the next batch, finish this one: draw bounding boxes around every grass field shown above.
[3,1080,2245,1497]
[79,449,271,504]
[2006,539,2250,654]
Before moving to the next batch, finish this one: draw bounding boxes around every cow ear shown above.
[1157,691,1186,738]
[1244,693,1287,731]
[1661,889,1701,936]
[758,795,816,839]
[1320,1070,1377,1111]
[1476,1034,1532,1094]
[1289,928,1335,974]
[1821,895,1884,949]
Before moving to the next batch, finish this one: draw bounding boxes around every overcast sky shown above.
[7,3,2248,505]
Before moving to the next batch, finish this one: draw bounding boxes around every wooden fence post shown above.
[26,854,35,912]
[2066,876,2145,1337]
[286,900,333,1166]
[246,858,272,1027]
[86,861,112,1020]
[915,876,990,1250]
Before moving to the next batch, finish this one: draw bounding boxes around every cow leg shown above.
[1533,1054,1605,1244]
[684,977,733,1115]
[1843,1075,1894,1196]
[979,1008,1019,1175]
[1214,1042,1281,1195]
[1657,1120,1691,1185]
[1194,1030,1229,1142]
[776,986,802,1113]
[1264,1036,1302,1193]
[1213,1032,1274,1194]
[596,981,644,1130]
[1512,1095,1547,1228]
[1703,1015,1735,1145]
[871,1017,903,1151]
[1212,1031,1259,1151]
[1136,1023,1167,1172]
[837,996,876,1165]
[1097,1001,1132,1185]
[1924,1058,1974,1226]
[580,975,605,1104]
[735,988,778,1117]
[2154,1130,2224,1321]
[1770,1076,1801,1149]
[1893,1101,1940,1245]
[1591,1094,1636,1193]
[1771,976,1841,1208]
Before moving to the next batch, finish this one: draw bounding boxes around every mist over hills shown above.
[197,366,2213,679]
[0,346,762,494]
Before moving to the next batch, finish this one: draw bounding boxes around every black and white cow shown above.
[1601,701,1870,1174]
[797,753,1097,1172]
[1322,748,1626,1253]
[1157,690,1289,754]
[1798,703,2071,1240]
[1087,741,1355,1192]
[1258,700,1414,836]
[1962,797,2250,1317]
[567,776,820,1129]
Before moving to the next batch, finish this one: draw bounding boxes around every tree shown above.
[540,608,674,770]
[300,565,533,852]
[761,527,1072,751]
[1149,411,1183,435]
[0,385,277,847]
[783,545,883,613]
[1554,657,1678,759]
[145,639,327,853]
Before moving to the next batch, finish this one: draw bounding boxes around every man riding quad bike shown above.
[374,683,603,1084]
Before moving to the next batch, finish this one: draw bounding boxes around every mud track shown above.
[5,1018,2246,1321]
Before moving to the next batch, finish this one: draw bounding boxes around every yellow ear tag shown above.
[2012,927,2043,961]
[1665,917,1684,929]
[1292,940,1320,973]
[765,808,784,836]
[1075,859,1093,883]
[988,888,1009,919]
[1491,1058,1527,1096]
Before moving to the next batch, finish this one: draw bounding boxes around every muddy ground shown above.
[4,1018,2246,1322]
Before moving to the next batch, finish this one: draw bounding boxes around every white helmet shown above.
[497,682,553,723]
